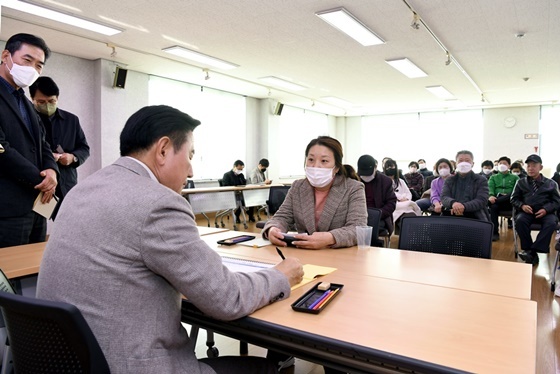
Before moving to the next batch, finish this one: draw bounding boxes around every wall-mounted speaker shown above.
[273,102,284,116]
[113,66,128,89]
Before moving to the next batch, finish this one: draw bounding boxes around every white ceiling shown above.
[1,0,559,116]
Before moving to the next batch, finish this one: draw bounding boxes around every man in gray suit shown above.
[37,105,303,373]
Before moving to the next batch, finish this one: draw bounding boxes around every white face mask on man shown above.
[456,162,473,174]
[7,54,40,88]
[360,173,375,183]
[305,166,335,188]
[498,164,509,172]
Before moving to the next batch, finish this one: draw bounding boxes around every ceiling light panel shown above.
[3,0,122,36]
[259,76,306,91]
[162,46,238,70]
[385,58,427,78]
[316,7,384,46]
[425,86,456,100]
[320,96,353,107]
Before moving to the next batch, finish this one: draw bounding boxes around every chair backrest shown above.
[398,216,493,258]
[266,186,291,215]
[0,292,110,374]
[367,208,382,246]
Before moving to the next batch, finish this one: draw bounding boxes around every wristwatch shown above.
[73,155,78,163]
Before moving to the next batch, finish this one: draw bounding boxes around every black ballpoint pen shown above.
[276,247,286,260]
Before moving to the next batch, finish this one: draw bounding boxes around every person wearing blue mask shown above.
[0,33,58,248]
[441,150,490,221]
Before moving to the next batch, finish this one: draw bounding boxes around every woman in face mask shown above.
[262,136,367,250]
[404,161,424,200]
[429,158,454,214]
[383,159,421,231]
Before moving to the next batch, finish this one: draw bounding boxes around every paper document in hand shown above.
[291,264,337,290]
[32,192,58,219]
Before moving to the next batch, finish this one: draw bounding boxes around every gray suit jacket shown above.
[37,157,290,373]
[263,175,367,248]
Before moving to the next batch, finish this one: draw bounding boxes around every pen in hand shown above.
[276,247,286,260]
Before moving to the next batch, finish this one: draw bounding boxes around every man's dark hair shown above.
[498,156,511,165]
[259,158,269,167]
[233,160,244,167]
[120,105,200,156]
[455,150,474,161]
[29,76,59,98]
[481,160,494,168]
[4,33,51,61]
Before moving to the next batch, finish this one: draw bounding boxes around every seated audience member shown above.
[222,160,255,222]
[36,105,303,374]
[488,156,519,241]
[344,164,360,181]
[552,162,560,186]
[263,136,367,249]
[429,158,454,214]
[511,154,560,265]
[248,158,272,185]
[404,161,424,201]
[356,155,397,236]
[479,160,494,180]
[511,161,527,179]
[383,159,421,231]
[418,158,433,179]
[441,150,490,221]
[262,136,366,373]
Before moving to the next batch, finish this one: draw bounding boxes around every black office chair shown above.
[256,185,291,229]
[0,269,15,374]
[367,208,382,247]
[0,292,110,374]
[512,209,560,291]
[398,216,493,259]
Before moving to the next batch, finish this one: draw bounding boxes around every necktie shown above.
[12,89,32,134]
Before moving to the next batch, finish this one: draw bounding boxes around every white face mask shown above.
[360,173,375,183]
[512,171,521,176]
[234,168,243,175]
[438,167,450,177]
[306,166,334,188]
[482,168,492,175]
[457,162,473,174]
[7,54,40,88]
[498,164,509,172]
[418,163,426,169]
[409,167,417,173]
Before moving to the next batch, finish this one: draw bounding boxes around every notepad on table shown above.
[291,264,337,290]
[237,237,270,248]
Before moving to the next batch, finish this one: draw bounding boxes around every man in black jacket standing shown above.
[511,154,560,265]
[0,33,58,248]
[222,160,255,223]
[30,77,90,219]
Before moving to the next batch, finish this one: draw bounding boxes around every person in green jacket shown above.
[488,156,519,241]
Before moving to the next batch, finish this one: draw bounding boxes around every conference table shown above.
[182,184,285,229]
[184,230,537,373]
[0,229,536,373]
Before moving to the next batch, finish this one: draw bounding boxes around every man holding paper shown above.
[0,33,58,248]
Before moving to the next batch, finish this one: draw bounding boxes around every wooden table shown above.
[203,230,532,300]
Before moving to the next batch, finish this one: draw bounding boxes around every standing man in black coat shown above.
[222,160,255,223]
[0,33,58,248]
[30,77,90,219]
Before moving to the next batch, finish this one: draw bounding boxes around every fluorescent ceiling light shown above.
[316,7,384,46]
[425,86,456,100]
[259,76,306,91]
[3,0,122,36]
[162,46,238,70]
[385,58,427,78]
[320,96,353,107]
